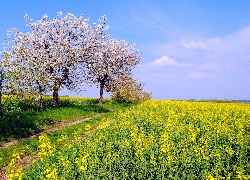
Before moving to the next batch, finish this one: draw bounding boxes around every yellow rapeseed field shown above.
[7,100,250,179]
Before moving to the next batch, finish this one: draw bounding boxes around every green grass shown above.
[0,100,133,170]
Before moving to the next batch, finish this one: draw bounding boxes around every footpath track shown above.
[0,112,112,179]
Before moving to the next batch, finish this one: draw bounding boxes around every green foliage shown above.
[2,95,51,112]
[1,95,111,113]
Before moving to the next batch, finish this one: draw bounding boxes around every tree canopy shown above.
[1,11,149,109]
[85,38,142,104]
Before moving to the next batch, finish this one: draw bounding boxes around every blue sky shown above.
[0,0,250,100]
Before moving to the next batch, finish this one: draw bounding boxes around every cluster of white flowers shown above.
[1,11,143,105]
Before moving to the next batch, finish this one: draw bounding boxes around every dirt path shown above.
[1,113,105,148]
[0,112,115,179]
[0,113,106,178]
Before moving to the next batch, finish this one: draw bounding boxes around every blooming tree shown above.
[0,67,5,116]
[2,12,109,108]
[2,43,53,110]
[86,38,142,104]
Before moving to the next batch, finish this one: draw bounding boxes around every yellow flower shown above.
[41,167,58,180]
[203,156,209,161]
[80,165,87,171]
[6,154,23,180]
[207,174,215,180]
[38,134,55,160]
[190,132,196,142]
[85,124,91,131]
[214,153,220,157]
[225,147,234,156]
[79,153,89,171]
[160,147,168,153]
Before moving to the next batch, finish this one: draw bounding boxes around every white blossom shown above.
[2,11,109,107]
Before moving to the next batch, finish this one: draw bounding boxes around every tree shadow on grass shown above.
[0,103,112,143]
[0,111,41,142]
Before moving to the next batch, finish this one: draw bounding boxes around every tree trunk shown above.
[0,70,4,117]
[99,80,105,104]
[99,75,108,105]
[37,84,44,111]
[53,88,59,108]
[53,80,61,108]
[0,87,2,117]
[38,93,44,111]
[0,74,3,117]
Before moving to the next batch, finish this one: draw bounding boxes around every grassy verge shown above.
[0,98,130,142]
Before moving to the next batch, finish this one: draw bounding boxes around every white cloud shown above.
[150,56,192,67]
[180,39,210,51]
[149,26,250,65]
[139,25,250,99]
[186,72,216,80]
[198,62,219,71]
